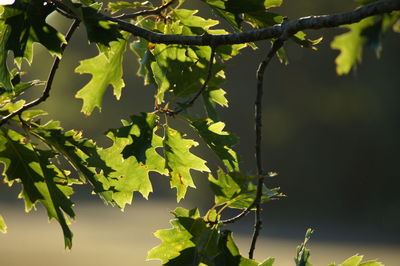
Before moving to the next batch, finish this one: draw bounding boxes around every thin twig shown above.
[114,0,177,20]
[218,41,284,226]
[161,45,217,116]
[0,20,80,127]
[248,40,284,259]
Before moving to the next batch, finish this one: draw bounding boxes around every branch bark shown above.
[98,0,400,45]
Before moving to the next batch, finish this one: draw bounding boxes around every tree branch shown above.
[0,20,80,127]
[249,40,284,259]
[95,0,400,45]
[114,0,177,20]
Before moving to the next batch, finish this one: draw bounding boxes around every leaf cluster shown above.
[0,0,398,264]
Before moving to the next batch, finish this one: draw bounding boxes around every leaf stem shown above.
[0,20,80,127]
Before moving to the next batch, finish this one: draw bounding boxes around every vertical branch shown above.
[0,19,80,126]
[249,40,284,259]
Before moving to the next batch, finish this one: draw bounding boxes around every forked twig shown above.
[249,39,284,259]
[0,20,80,127]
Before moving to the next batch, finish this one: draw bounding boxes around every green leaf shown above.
[148,207,267,265]
[0,214,6,233]
[294,228,313,266]
[134,9,243,105]
[201,0,282,30]
[0,13,13,92]
[163,126,210,202]
[1,0,66,67]
[291,31,323,50]
[329,255,384,266]
[108,1,154,14]
[331,14,397,75]
[209,168,280,210]
[97,113,168,208]
[202,87,228,120]
[190,118,239,172]
[0,128,75,248]
[81,4,123,46]
[30,120,113,202]
[75,32,129,115]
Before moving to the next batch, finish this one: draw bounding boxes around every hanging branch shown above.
[114,0,177,20]
[0,20,80,127]
[249,40,285,259]
[52,0,400,46]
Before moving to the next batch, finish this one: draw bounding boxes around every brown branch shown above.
[249,40,284,259]
[114,0,177,20]
[0,20,80,127]
[96,0,400,45]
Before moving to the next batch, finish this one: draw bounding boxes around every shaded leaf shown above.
[0,128,74,248]
[190,118,239,172]
[81,4,123,46]
[201,0,282,30]
[163,126,210,202]
[1,0,66,67]
[31,120,114,203]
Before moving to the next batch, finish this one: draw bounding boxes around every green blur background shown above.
[1,0,400,265]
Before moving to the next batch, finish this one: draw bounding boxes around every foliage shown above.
[0,0,398,265]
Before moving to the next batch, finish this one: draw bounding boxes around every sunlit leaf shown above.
[97,113,168,208]
[147,207,268,265]
[331,14,397,75]
[0,214,6,233]
[163,126,210,202]
[209,168,280,210]
[75,32,129,115]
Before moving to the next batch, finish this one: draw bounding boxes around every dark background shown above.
[1,0,399,246]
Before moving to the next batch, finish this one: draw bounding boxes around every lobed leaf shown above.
[329,254,383,266]
[190,118,239,172]
[1,0,66,67]
[147,207,272,265]
[163,126,210,202]
[331,13,398,75]
[201,0,283,30]
[98,113,168,208]
[75,32,129,115]
[209,168,281,210]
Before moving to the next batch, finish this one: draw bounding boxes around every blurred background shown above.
[1,0,399,265]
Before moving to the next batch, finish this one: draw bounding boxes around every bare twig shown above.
[114,0,177,20]
[0,20,80,127]
[249,40,284,259]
